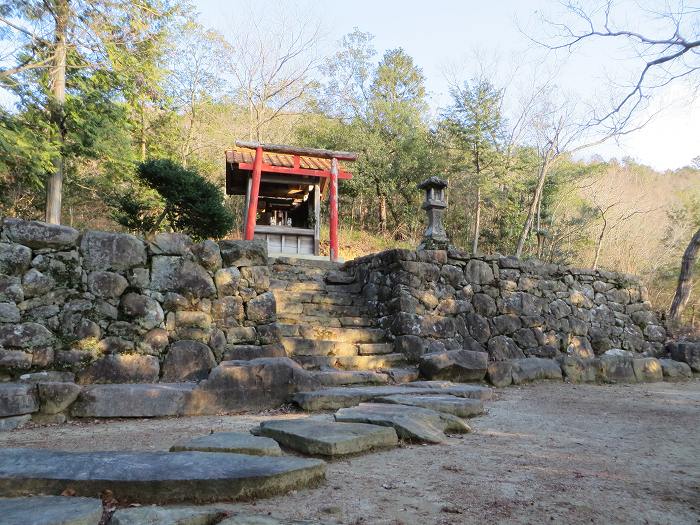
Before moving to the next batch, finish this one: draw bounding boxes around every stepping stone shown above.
[402,381,493,400]
[334,403,470,444]
[294,382,493,411]
[257,419,398,457]
[375,394,485,418]
[0,495,103,525]
[219,514,328,524]
[110,505,228,525]
[0,448,325,504]
[170,432,282,456]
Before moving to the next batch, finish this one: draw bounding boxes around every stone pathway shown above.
[256,419,398,457]
[0,380,493,520]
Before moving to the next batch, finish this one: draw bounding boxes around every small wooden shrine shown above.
[225,141,357,261]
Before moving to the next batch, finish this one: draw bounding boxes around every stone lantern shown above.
[417,176,449,250]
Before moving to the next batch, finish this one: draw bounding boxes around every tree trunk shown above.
[45,0,69,225]
[378,194,387,233]
[669,227,700,323]
[592,220,607,270]
[472,186,481,254]
[139,104,147,161]
[515,160,550,257]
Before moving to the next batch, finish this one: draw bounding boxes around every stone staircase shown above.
[270,257,416,384]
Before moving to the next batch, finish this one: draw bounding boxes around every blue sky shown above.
[194,0,700,171]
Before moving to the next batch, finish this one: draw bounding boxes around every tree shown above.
[535,0,700,129]
[670,228,700,324]
[442,77,503,253]
[0,0,180,224]
[165,22,231,169]
[109,159,235,240]
[225,6,322,141]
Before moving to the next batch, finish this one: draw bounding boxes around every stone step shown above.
[293,382,493,411]
[358,343,395,355]
[0,496,104,525]
[295,353,407,371]
[277,316,343,327]
[310,367,419,387]
[286,326,386,343]
[0,448,325,504]
[274,291,356,306]
[281,338,359,357]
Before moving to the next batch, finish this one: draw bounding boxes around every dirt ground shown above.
[2,380,699,525]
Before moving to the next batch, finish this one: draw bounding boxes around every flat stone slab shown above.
[402,381,493,400]
[0,448,325,504]
[257,419,398,457]
[110,505,228,525]
[293,382,492,411]
[334,402,470,444]
[0,495,103,525]
[170,432,282,456]
[71,383,197,418]
[375,394,485,418]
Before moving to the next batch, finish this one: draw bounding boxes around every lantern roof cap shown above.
[417,176,448,190]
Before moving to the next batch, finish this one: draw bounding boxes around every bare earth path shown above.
[2,381,699,525]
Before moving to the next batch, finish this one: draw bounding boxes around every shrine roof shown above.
[225,147,353,174]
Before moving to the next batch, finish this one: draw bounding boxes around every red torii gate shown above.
[230,140,358,262]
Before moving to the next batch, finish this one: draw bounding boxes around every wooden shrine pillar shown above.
[329,157,339,262]
[244,146,263,240]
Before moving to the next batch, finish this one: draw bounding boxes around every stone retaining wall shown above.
[345,248,667,362]
[0,218,279,383]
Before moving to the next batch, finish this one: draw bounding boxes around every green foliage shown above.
[109,159,234,240]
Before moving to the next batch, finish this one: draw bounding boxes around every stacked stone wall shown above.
[345,248,667,363]
[0,218,279,383]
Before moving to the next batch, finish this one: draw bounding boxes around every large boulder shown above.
[556,355,596,383]
[246,292,276,324]
[151,256,216,298]
[632,357,663,383]
[214,267,241,296]
[510,358,563,384]
[487,335,525,361]
[219,240,267,267]
[80,230,147,271]
[0,242,32,275]
[0,383,38,417]
[87,271,129,299]
[595,356,636,383]
[149,232,193,255]
[464,259,494,284]
[192,239,222,272]
[0,322,53,349]
[2,218,79,250]
[659,359,692,381]
[161,340,216,382]
[668,341,700,372]
[36,382,81,414]
[486,361,512,387]
[77,354,160,384]
[194,357,318,412]
[120,292,164,330]
[419,349,487,382]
